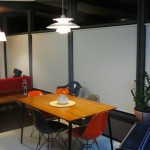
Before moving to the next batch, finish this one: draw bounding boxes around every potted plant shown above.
[131,71,150,122]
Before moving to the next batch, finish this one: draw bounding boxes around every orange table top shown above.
[17,93,116,122]
[0,94,25,104]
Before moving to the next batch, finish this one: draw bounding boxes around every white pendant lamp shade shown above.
[46,0,80,34]
[0,31,6,41]
[47,15,80,34]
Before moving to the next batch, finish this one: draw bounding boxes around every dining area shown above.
[16,88,116,150]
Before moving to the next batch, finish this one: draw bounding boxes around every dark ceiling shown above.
[0,0,147,34]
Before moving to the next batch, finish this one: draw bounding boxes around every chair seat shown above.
[40,120,68,134]
[42,111,59,120]
[71,126,86,138]
[72,116,92,126]
[48,120,68,132]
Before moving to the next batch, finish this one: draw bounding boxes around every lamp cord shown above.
[62,0,64,15]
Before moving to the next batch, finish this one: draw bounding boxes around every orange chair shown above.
[28,90,58,137]
[28,90,43,97]
[70,112,108,149]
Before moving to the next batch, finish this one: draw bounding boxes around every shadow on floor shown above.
[103,110,137,142]
[0,102,32,133]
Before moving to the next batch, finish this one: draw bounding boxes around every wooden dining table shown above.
[17,93,116,150]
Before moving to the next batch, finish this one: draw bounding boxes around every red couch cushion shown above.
[0,76,32,93]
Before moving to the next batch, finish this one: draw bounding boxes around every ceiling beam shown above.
[36,1,128,18]
[78,2,127,18]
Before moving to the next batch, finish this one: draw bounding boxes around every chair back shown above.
[31,108,52,134]
[57,81,82,96]
[28,90,43,97]
[67,81,82,96]
[87,94,100,102]
[78,87,90,98]
[81,112,108,139]
[13,68,22,77]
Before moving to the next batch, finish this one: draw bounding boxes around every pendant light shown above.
[0,30,6,41]
[46,0,80,34]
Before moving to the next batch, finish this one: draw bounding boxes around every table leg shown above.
[20,103,25,143]
[68,122,72,150]
[108,113,113,150]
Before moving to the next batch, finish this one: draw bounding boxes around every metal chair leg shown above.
[47,134,50,150]
[30,125,36,137]
[77,139,101,150]
[95,139,100,150]
[36,133,43,150]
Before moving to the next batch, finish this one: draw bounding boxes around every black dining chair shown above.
[30,108,68,150]
[27,90,59,137]
[13,68,22,77]
[57,81,82,96]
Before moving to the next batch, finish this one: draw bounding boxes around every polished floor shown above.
[1,102,136,149]
[0,126,120,150]
[0,102,136,142]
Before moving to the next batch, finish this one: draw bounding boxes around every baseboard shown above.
[110,110,137,124]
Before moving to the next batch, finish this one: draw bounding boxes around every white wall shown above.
[4,25,144,114]
[73,25,137,114]
[6,34,29,77]
[32,32,68,92]
[0,42,5,78]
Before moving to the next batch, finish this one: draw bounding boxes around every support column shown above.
[136,0,146,101]
[4,42,7,77]
[67,0,77,82]
[27,10,34,87]
[2,17,7,78]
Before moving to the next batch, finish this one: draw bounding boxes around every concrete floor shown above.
[0,126,120,150]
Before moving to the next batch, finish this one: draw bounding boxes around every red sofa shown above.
[0,76,32,95]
